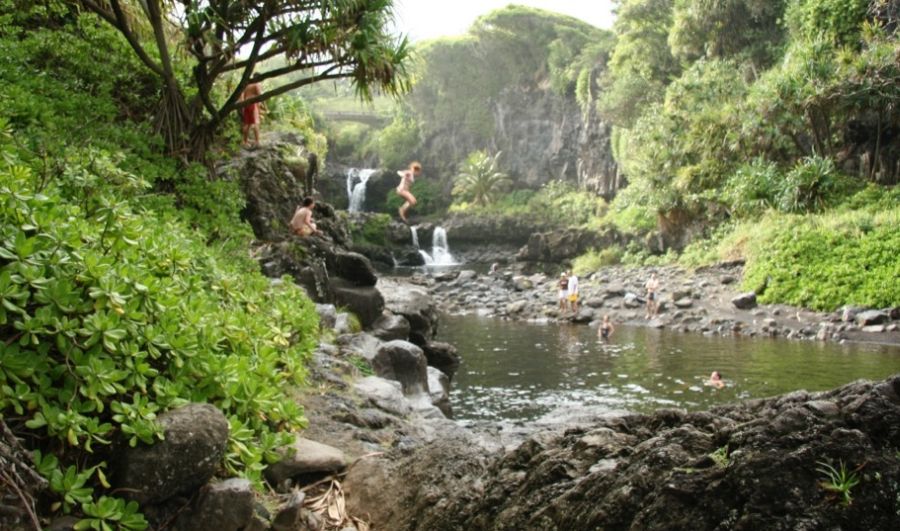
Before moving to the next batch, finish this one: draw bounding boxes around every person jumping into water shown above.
[396,161,422,223]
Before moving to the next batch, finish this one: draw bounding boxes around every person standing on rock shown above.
[598,314,615,341]
[239,81,264,147]
[558,272,569,312]
[290,197,318,237]
[567,271,579,314]
[644,272,660,319]
[395,161,422,223]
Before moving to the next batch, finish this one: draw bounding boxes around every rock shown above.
[271,490,306,531]
[585,298,605,309]
[114,403,229,505]
[433,270,459,282]
[174,479,255,531]
[673,297,693,309]
[862,324,886,333]
[331,251,378,287]
[334,313,354,335]
[330,279,385,328]
[337,332,382,361]
[457,270,477,283]
[517,227,619,263]
[506,300,528,314]
[371,313,411,341]
[856,310,890,326]
[265,436,348,484]
[353,376,411,416]
[421,341,461,380]
[315,304,338,330]
[841,305,865,322]
[371,340,429,395]
[427,367,452,417]
[603,284,626,298]
[731,291,757,310]
[572,308,595,324]
[512,276,533,291]
[47,517,80,531]
[378,279,439,343]
[623,292,643,308]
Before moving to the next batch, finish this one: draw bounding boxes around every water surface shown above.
[438,314,900,424]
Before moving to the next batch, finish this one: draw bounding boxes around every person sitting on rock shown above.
[598,314,615,341]
[706,371,725,389]
[290,197,318,237]
[644,272,660,319]
[567,272,579,314]
[558,272,569,312]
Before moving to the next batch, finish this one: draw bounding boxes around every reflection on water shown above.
[438,313,900,424]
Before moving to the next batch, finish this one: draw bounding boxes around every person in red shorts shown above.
[239,82,264,147]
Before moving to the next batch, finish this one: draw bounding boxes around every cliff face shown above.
[419,85,621,197]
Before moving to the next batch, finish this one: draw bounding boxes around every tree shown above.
[452,151,511,207]
[74,0,411,159]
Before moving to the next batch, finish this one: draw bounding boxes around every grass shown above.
[817,459,860,507]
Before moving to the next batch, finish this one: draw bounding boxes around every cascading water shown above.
[345,168,376,212]
[411,225,456,266]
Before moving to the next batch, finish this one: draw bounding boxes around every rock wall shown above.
[419,86,620,197]
[344,375,900,530]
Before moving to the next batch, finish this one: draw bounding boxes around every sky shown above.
[393,1,617,41]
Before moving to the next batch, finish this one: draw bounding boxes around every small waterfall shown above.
[346,168,376,212]
[410,225,456,266]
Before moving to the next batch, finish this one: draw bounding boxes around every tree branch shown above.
[79,0,165,77]
[221,68,349,115]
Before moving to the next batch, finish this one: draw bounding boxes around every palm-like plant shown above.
[453,151,511,207]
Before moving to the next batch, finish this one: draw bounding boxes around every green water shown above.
[438,314,900,424]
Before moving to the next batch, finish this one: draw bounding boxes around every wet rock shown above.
[371,313,411,341]
[266,436,348,484]
[572,308,595,324]
[856,310,889,326]
[421,341,461,380]
[372,340,429,395]
[731,291,757,309]
[331,251,378,287]
[379,279,439,343]
[114,403,228,505]
[330,279,385,328]
[174,479,255,531]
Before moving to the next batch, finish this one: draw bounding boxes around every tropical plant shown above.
[452,151,511,207]
[817,459,861,506]
[74,0,412,158]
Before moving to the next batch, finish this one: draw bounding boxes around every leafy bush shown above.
[572,246,623,274]
[0,158,318,523]
[724,158,782,217]
[452,151,511,207]
[350,213,392,246]
[776,155,859,213]
[384,177,445,217]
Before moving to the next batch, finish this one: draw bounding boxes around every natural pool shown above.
[438,313,900,424]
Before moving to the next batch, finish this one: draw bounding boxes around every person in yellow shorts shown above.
[566,271,579,314]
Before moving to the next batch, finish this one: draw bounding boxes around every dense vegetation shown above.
[0,3,383,527]
[589,0,899,310]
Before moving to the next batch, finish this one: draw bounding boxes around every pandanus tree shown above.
[452,150,511,207]
[74,0,411,160]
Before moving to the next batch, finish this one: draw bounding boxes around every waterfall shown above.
[346,168,376,212]
[410,225,456,266]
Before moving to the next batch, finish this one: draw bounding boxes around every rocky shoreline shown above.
[420,261,900,346]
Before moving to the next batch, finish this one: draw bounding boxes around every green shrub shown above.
[350,213,392,246]
[384,178,445,217]
[0,160,318,522]
[572,246,623,274]
[452,151,511,207]
[777,155,859,213]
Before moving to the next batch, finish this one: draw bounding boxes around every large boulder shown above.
[421,341,461,380]
[371,312,412,341]
[371,340,429,396]
[856,310,890,326]
[353,376,412,416]
[219,132,318,241]
[114,403,229,505]
[265,436,348,485]
[517,228,620,263]
[330,279,385,328]
[330,251,378,287]
[378,279,439,344]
